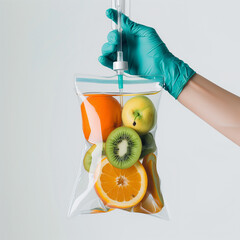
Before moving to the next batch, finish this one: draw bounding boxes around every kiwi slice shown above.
[106,127,142,169]
[83,143,105,172]
[140,133,157,159]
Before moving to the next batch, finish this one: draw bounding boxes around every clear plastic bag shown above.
[68,74,168,219]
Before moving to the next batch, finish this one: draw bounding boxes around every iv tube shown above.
[112,0,128,91]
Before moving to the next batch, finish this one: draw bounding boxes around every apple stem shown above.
[133,112,140,126]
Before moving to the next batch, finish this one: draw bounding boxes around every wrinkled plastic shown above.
[68,74,168,219]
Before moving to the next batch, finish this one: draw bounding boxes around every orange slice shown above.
[132,153,164,214]
[91,208,114,214]
[94,158,148,209]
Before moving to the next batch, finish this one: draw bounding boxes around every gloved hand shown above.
[98,8,196,99]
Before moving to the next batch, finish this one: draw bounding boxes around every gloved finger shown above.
[101,42,117,56]
[98,56,113,69]
[107,30,120,44]
[106,8,154,37]
[121,14,154,37]
[107,52,117,61]
[106,8,118,24]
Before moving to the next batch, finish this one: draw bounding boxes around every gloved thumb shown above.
[106,8,153,37]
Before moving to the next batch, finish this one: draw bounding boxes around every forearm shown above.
[178,74,240,146]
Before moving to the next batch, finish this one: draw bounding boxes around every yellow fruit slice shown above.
[132,153,164,214]
[94,158,148,209]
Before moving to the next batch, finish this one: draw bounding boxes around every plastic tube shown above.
[112,0,128,91]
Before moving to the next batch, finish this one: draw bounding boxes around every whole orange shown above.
[81,95,122,144]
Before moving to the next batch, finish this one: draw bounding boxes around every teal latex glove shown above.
[98,8,196,99]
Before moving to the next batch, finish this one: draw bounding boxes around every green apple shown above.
[140,133,157,159]
[122,96,156,134]
[83,143,106,172]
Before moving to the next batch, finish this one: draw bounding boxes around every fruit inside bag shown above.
[68,75,168,219]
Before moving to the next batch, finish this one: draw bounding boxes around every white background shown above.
[1,0,240,239]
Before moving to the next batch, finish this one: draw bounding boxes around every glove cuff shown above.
[160,55,196,99]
